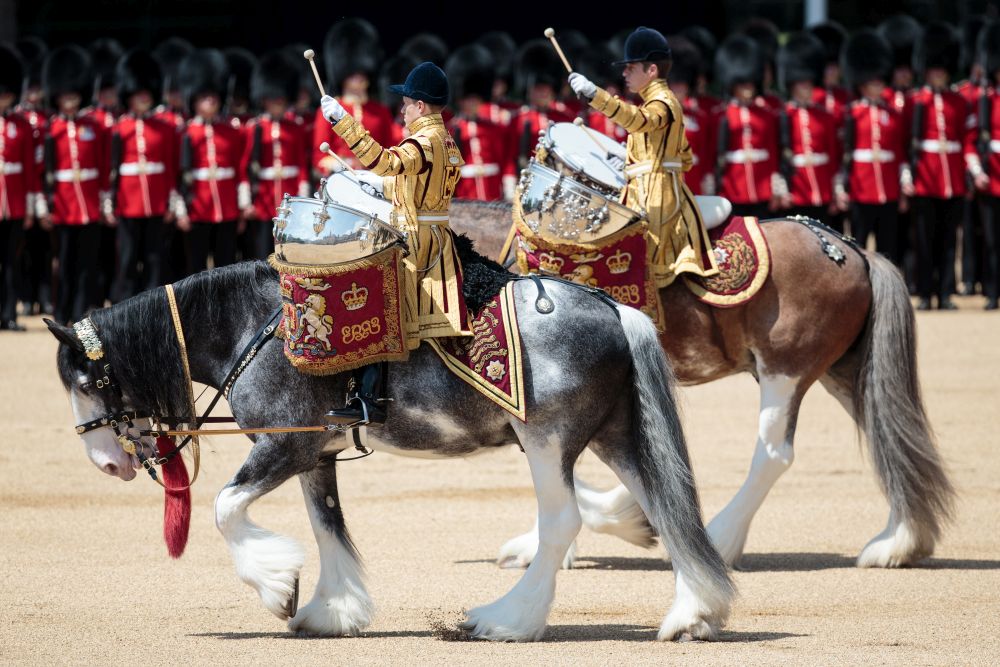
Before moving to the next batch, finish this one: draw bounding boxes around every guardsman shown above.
[569,26,718,287]
[669,35,715,196]
[320,61,470,419]
[151,37,194,130]
[446,44,515,202]
[239,50,310,260]
[680,25,721,115]
[224,47,257,130]
[908,22,983,311]
[0,45,41,331]
[85,39,124,130]
[740,19,784,111]
[838,29,908,267]
[878,14,922,117]
[40,45,111,325]
[174,49,243,276]
[312,19,394,175]
[714,35,784,219]
[777,32,840,221]
[108,50,178,301]
[807,22,850,126]
[975,21,1000,310]
[478,31,521,113]
[957,16,988,297]
[511,40,574,170]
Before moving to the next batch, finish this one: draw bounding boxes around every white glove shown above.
[237,181,252,210]
[354,170,384,196]
[568,72,597,100]
[321,95,347,123]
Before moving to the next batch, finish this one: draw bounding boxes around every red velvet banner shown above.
[683,216,771,308]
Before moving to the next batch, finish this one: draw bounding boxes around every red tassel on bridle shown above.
[156,435,191,558]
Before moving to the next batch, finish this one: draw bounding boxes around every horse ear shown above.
[44,318,84,351]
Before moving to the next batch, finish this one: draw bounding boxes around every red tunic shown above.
[783,102,839,207]
[448,116,513,201]
[511,104,575,168]
[312,99,395,174]
[981,88,1000,197]
[45,114,110,225]
[0,111,41,220]
[811,86,849,128]
[910,86,977,199]
[718,101,780,204]
[239,113,310,221]
[681,100,714,195]
[845,99,906,204]
[184,117,243,223]
[112,114,178,218]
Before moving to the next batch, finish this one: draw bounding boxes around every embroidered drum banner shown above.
[269,246,409,375]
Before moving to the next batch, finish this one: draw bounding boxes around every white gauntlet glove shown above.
[568,72,597,100]
[237,181,252,210]
[321,95,347,123]
[354,170,385,197]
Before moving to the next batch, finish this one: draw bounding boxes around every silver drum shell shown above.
[517,161,641,244]
[272,195,405,265]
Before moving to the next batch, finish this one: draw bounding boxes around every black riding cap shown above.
[613,27,672,65]
[388,61,449,106]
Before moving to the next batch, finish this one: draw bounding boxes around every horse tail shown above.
[855,251,955,553]
[616,304,735,619]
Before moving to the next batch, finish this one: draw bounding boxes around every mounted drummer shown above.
[568,27,718,287]
[319,61,471,420]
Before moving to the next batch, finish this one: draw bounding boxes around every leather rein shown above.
[73,284,370,488]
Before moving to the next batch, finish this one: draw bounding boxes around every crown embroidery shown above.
[538,253,565,274]
[606,249,632,275]
[341,282,369,311]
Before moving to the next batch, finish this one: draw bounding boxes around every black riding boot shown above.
[326,363,389,425]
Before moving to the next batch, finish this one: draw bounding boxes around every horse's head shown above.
[47,318,142,481]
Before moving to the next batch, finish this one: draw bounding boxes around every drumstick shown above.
[303,49,326,97]
[544,28,573,73]
[319,142,356,175]
[573,117,615,158]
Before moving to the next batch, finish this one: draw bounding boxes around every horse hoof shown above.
[283,577,300,619]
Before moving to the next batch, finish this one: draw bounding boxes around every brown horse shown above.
[450,200,954,570]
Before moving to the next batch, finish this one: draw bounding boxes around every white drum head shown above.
[325,171,393,224]
[547,122,626,191]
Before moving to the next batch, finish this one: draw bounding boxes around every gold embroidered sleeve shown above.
[590,86,670,134]
[331,115,426,176]
[679,133,693,172]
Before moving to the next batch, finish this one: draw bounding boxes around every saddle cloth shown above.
[682,216,771,307]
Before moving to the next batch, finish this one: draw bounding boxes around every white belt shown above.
[396,211,449,225]
[791,153,830,167]
[920,139,961,154]
[54,168,98,182]
[460,163,500,178]
[191,167,235,181]
[624,160,683,178]
[725,149,770,164]
[990,140,1000,154]
[1,162,23,175]
[259,165,300,180]
[119,161,166,176]
[852,149,896,163]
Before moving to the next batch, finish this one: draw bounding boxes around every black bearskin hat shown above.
[399,33,449,67]
[514,39,564,95]
[478,31,517,87]
[740,18,779,68]
[89,38,124,93]
[153,37,194,94]
[378,53,420,109]
[978,21,1000,81]
[681,25,717,83]
[43,45,93,104]
[960,15,988,73]
[324,18,382,93]
[914,21,960,77]
[778,31,826,90]
[0,44,24,97]
[15,36,47,87]
[842,28,894,91]
[251,49,299,105]
[878,14,923,71]
[577,42,620,90]
[178,48,229,113]
[282,42,319,107]
[117,49,163,105]
[557,29,591,64]
[224,47,257,104]
[445,44,495,102]
[667,35,702,89]
[808,21,847,66]
[715,34,764,93]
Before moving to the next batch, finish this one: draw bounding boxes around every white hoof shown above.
[460,597,548,642]
[497,528,576,570]
[289,592,374,636]
[857,519,933,568]
[231,530,305,620]
[706,513,749,568]
[657,597,725,642]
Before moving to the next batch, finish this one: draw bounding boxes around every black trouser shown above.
[186,220,237,275]
[851,202,901,266]
[54,224,101,324]
[0,218,24,323]
[113,217,167,302]
[981,196,1000,302]
[961,195,982,292]
[731,202,773,219]
[244,218,274,261]
[96,224,117,309]
[18,223,52,313]
[911,196,961,302]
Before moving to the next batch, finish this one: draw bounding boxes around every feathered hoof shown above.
[497,531,576,570]
[460,599,549,642]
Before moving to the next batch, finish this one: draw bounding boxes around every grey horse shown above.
[49,260,735,642]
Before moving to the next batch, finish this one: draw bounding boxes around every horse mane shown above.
[87,261,278,420]
[453,233,516,313]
